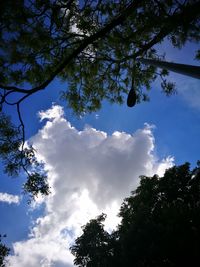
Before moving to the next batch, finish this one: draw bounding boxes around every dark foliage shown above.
[0,235,10,267]
[0,112,50,199]
[71,162,200,266]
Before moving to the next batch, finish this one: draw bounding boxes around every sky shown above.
[0,39,200,266]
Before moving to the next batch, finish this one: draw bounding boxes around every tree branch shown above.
[1,0,199,99]
[0,0,142,94]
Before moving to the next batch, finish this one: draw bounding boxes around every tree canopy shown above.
[0,0,200,198]
[70,162,200,266]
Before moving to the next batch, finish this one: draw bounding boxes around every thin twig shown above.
[17,103,25,151]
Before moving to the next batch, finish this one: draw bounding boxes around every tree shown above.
[1,0,200,197]
[70,214,119,267]
[71,214,111,266]
[0,235,10,267]
[71,162,200,266]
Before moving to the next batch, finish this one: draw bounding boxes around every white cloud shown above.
[8,105,174,267]
[0,192,20,205]
[165,69,200,110]
[155,70,200,110]
[178,78,200,109]
[38,105,64,121]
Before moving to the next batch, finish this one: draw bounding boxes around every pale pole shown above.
[138,58,200,79]
[127,58,200,107]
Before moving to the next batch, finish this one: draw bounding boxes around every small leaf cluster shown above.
[0,112,50,199]
[0,235,10,267]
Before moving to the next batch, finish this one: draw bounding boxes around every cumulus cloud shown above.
[0,192,20,205]
[8,105,174,267]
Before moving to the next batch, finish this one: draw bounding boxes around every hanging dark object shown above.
[127,88,137,107]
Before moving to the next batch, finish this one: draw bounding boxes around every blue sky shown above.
[1,41,200,266]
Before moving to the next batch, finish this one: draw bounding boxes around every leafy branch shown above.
[0,0,200,198]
